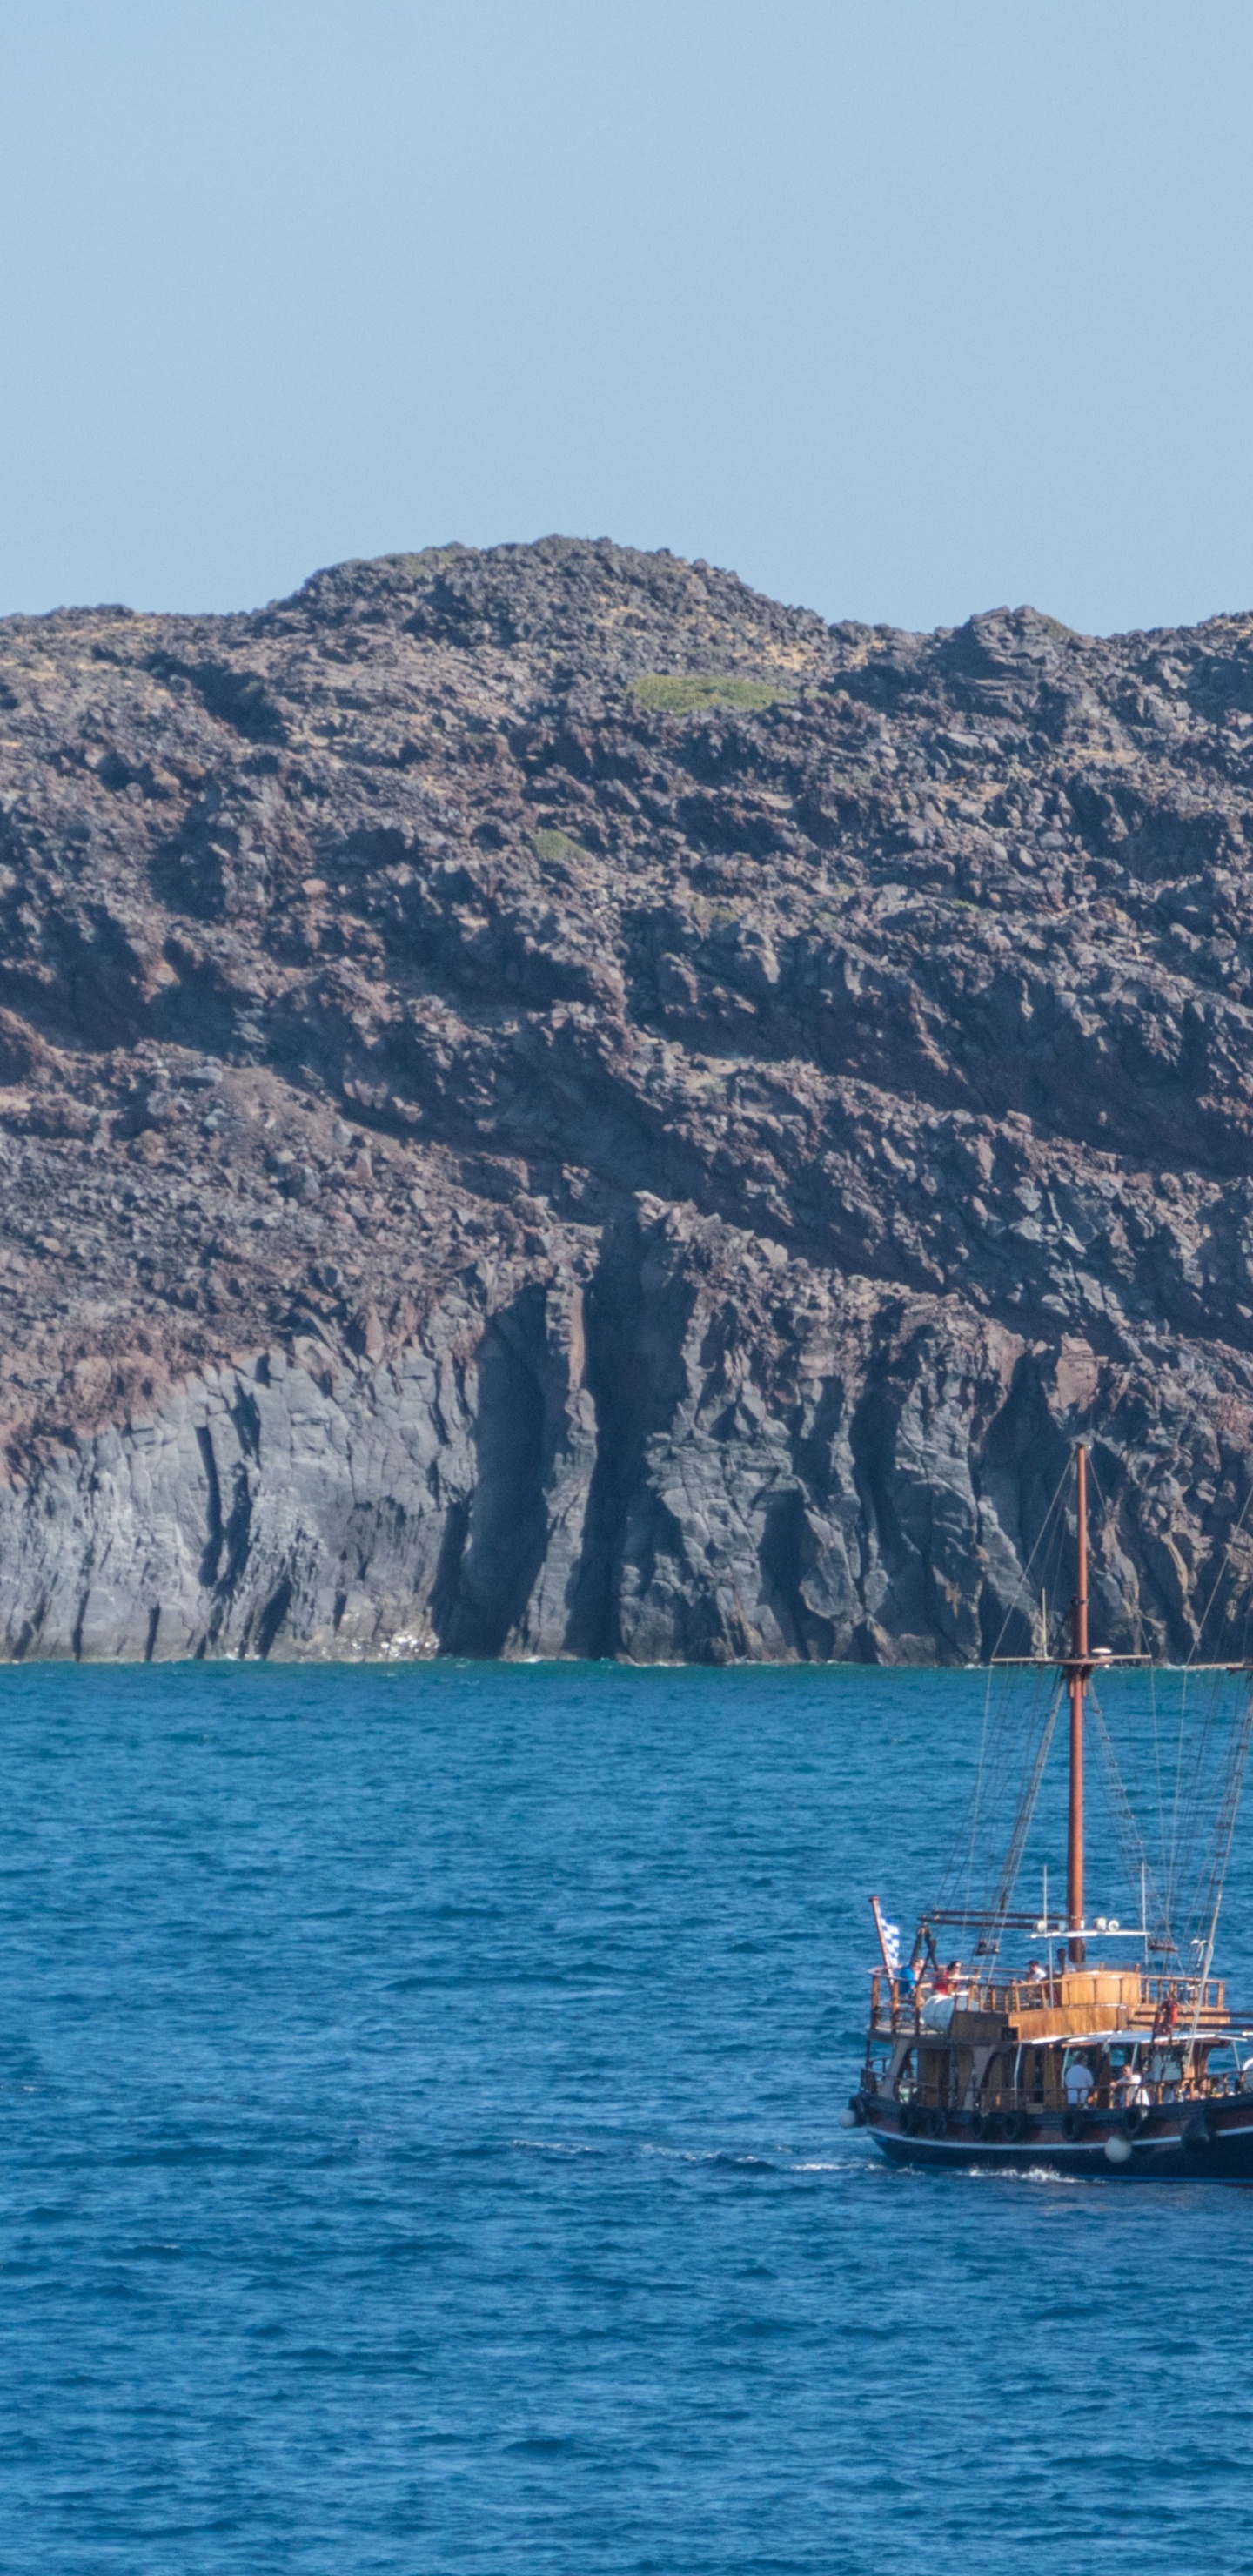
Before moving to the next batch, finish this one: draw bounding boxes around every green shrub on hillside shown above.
[630,673,792,717]
[534,828,593,869]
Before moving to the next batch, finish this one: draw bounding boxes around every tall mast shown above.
[1067,1443,1089,1965]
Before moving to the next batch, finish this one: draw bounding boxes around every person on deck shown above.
[1064,2056,1095,2110]
[1028,1959,1047,1983]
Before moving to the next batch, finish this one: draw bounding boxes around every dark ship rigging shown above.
[846,1445,1253,2177]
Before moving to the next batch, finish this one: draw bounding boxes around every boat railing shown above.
[868,1969,1230,2034]
[973,2070,1250,2112]
[1137,1974,1227,2020]
[885,2065,1253,2114]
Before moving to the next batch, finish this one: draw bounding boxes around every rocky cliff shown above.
[3,536,1253,1661]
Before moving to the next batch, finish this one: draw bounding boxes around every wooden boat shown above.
[846,1445,1253,2177]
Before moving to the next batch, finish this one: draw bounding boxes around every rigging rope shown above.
[931,1660,1056,1937]
[1166,1665,1193,1936]
[960,1659,997,1939]
[1085,1681,1171,1951]
[1081,1446,1174,1940]
[1182,1671,1253,2031]
[1148,1656,1167,1925]
[982,1682,1063,1952]
[927,1409,1253,1978]
[1186,1456,1253,1667]
[985,1452,1075,1667]
[1169,1666,1236,1942]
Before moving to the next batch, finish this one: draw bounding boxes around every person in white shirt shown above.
[1064,2056,1095,2109]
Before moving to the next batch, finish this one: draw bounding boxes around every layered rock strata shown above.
[3,538,1253,1660]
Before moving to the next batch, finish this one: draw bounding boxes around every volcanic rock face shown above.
[3,535,1253,1661]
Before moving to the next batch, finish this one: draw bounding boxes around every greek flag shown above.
[881,1917,901,1972]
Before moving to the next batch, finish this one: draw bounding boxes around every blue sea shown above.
[2,1657,1251,2575]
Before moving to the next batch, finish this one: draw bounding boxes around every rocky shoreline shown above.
[3,538,1253,1660]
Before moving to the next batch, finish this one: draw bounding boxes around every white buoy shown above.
[1104,2130,1133,2163]
[838,2107,859,2129]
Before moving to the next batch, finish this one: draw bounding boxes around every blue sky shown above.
[2,1,1250,635]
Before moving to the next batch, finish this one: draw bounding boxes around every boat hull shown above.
[864,2097,1253,2181]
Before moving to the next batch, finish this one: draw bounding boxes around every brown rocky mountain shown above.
[2,535,1252,1661]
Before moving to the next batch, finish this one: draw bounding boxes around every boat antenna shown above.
[1063,1442,1091,1965]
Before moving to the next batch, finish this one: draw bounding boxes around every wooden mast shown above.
[1067,1443,1089,1965]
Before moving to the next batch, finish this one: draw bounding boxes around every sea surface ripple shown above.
[0,1658,1250,2573]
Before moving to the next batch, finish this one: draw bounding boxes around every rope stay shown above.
[1085,1680,1172,1953]
[921,1431,1253,1982]
[979,1682,1062,1955]
[1182,1668,1253,1975]
[985,1452,1075,1668]
[1186,1456,1253,1670]
[932,1658,1056,1942]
